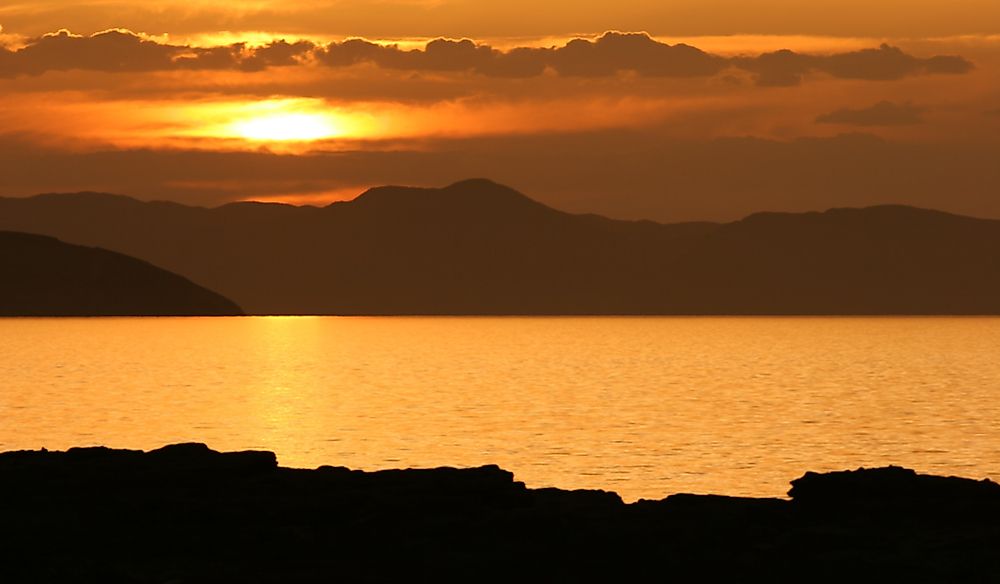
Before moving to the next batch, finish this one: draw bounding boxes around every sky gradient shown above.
[1,1,998,221]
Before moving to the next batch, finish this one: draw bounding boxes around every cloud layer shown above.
[0,29,974,85]
[817,101,924,126]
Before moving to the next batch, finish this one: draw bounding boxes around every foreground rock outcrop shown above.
[2,444,998,582]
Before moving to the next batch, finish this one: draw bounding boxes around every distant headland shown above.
[0,230,242,316]
[2,443,999,581]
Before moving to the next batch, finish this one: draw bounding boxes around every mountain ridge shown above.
[17,181,991,227]
[2,179,999,315]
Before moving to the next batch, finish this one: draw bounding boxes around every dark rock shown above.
[789,465,1000,503]
[1,444,999,582]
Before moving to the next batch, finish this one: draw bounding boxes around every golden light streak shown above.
[172,31,432,51]
[241,186,371,206]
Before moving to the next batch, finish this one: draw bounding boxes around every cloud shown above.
[1,29,178,76]
[316,34,968,82]
[735,44,973,86]
[0,29,975,85]
[816,101,923,126]
[547,32,725,77]
[0,29,312,77]
[317,37,502,73]
[315,32,725,78]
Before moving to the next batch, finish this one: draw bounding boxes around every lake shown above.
[2,316,998,501]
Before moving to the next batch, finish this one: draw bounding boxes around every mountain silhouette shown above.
[1,179,999,315]
[0,231,243,316]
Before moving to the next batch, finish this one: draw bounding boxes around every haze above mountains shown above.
[3,179,1000,316]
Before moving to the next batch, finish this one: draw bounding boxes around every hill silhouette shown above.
[1,179,999,314]
[0,231,243,316]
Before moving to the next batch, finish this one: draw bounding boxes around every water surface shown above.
[2,317,999,500]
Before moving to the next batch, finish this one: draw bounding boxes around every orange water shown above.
[2,317,999,500]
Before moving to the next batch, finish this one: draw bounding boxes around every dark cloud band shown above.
[0,29,974,85]
[816,101,924,126]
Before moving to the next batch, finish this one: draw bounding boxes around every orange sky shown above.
[0,2,998,221]
[4,1,1000,38]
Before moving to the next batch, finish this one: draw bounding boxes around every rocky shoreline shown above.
[2,443,999,582]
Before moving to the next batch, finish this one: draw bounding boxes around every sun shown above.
[176,98,370,147]
[231,112,343,142]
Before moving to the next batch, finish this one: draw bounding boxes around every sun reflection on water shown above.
[4,317,1000,501]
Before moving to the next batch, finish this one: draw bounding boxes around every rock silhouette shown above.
[3,179,1000,315]
[0,230,242,316]
[1,444,998,582]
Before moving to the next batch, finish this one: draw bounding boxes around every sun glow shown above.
[174,98,365,144]
[232,112,343,141]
